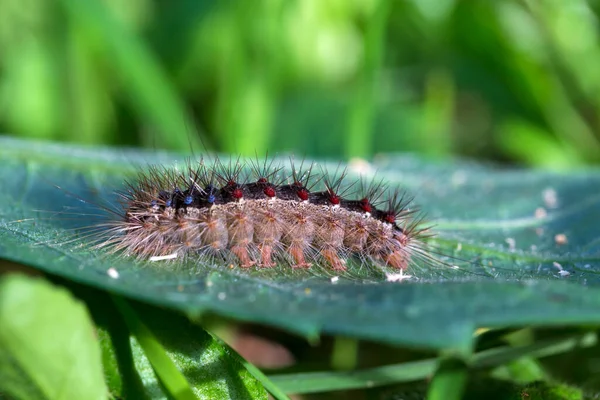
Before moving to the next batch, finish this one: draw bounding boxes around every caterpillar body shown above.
[94,157,432,273]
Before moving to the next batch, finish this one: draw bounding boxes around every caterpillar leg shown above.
[321,247,346,271]
[231,243,255,268]
[386,250,408,270]
[258,243,276,268]
[288,243,312,269]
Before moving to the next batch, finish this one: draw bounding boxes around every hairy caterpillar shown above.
[86,156,436,275]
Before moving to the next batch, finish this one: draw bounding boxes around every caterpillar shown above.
[88,156,435,275]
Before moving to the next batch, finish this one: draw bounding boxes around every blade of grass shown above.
[331,337,359,370]
[267,332,595,394]
[426,358,468,400]
[270,356,436,394]
[345,0,390,158]
[57,0,198,151]
[420,69,455,157]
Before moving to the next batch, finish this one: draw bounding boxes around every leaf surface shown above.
[1,137,599,350]
[0,274,107,400]
[114,299,268,400]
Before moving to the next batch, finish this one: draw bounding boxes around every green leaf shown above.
[71,284,267,399]
[0,274,107,400]
[111,297,268,400]
[1,136,600,351]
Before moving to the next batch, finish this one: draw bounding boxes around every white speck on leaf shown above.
[149,253,178,261]
[451,171,467,186]
[107,268,119,279]
[554,233,568,245]
[386,270,413,282]
[553,262,562,270]
[534,207,547,219]
[553,262,570,277]
[543,188,558,208]
[505,237,516,251]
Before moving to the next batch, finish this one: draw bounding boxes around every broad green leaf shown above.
[0,274,107,400]
[73,284,267,399]
[1,136,600,351]
[113,297,268,400]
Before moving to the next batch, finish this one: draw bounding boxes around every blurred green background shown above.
[1,0,600,168]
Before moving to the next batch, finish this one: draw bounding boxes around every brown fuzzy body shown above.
[118,199,413,271]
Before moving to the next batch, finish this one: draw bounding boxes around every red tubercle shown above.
[384,213,396,224]
[257,177,268,184]
[325,187,341,205]
[264,186,276,198]
[359,198,372,213]
[232,188,244,199]
[328,194,340,205]
[297,188,309,201]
